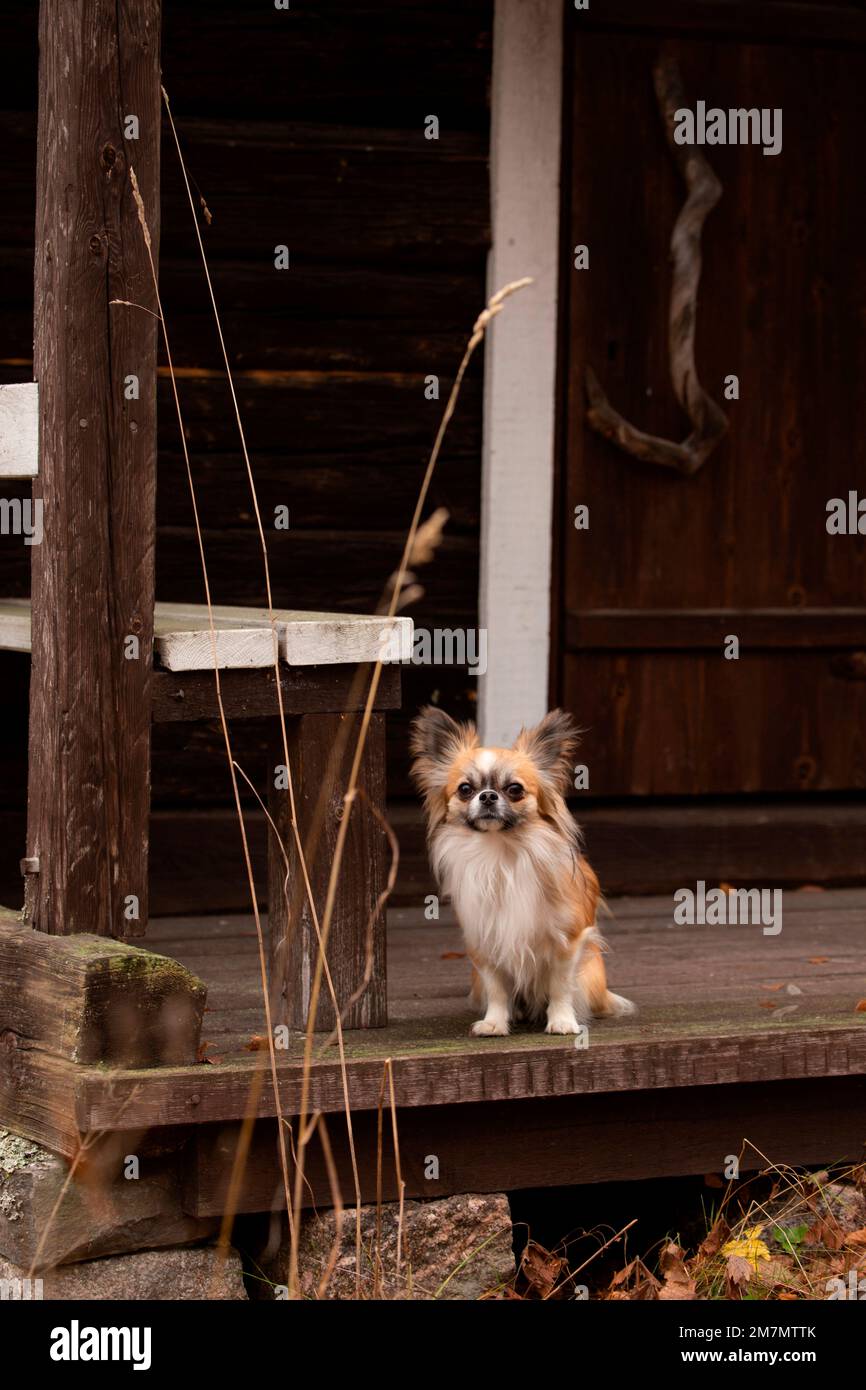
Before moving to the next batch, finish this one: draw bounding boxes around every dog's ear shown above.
[514,709,581,795]
[410,705,477,799]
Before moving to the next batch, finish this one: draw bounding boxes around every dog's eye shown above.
[457,782,473,799]
[506,783,524,801]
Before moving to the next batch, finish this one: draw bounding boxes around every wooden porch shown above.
[4,889,863,1221]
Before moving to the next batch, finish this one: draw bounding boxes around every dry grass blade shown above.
[287,276,533,1296]
[125,163,295,1244]
[158,93,371,1292]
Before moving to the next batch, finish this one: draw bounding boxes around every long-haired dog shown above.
[410,706,635,1036]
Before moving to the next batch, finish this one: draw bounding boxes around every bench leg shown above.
[268,712,388,1031]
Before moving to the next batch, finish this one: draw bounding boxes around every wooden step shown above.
[0,597,412,671]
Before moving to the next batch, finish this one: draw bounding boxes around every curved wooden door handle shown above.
[585,56,729,477]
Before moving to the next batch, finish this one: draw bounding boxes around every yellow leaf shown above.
[721,1226,771,1268]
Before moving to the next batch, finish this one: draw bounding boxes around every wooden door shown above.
[555,3,866,882]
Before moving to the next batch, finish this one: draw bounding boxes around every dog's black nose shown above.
[478,789,499,805]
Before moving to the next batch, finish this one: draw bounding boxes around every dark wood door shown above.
[556,7,866,844]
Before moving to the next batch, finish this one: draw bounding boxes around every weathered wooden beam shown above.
[268,713,389,1031]
[70,1016,866,1134]
[0,908,206,1069]
[0,1129,217,1271]
[0,383,39,479]
[565,607,866,651]
[181,1075,866,1216]
[27,0,162,936]
[151,662,402,722]
[0,598,412,672]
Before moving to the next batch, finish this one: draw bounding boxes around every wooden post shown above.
[27,1,162,936]
[268,713,388,1031]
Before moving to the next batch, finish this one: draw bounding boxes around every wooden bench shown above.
[0,595,412,1031]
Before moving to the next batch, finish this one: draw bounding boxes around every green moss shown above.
[0,1127,51,1176]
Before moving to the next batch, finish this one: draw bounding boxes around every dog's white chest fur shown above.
[431,823,576,1005]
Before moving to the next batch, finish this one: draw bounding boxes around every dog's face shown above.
[410,706,580,837]
[443,745,541,833]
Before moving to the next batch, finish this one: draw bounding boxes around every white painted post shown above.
[478,0,563,745]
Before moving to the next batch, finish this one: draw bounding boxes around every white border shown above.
[478,0,564,745]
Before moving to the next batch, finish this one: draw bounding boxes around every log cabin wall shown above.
[0,0,492,911]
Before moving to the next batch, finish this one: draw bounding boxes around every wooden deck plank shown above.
[6,894,858,1154]
[61,889,866,1135]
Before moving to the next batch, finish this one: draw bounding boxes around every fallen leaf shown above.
[844,1228,866,1247]
[521,1241,566,1299]
[703,1172,725,1189]
[778,1291,799,1300]
[786,983,803,995]
[698,1216,731,1259]
[609,1258,637,1289]
[722,1226,771,1267]
[759,1000,778,1009]
[725,1254,753,1298]
[440,951,466,960]
[804,1215,845,1251]
[855,1000,866,1013]
[808,956,830,965]
[607,1256,661,1301]
[796,884,825,892]
[658,1241,696,1300]
[245,1036,268,1051]
[761,983,785,992]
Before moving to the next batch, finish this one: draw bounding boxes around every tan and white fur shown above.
[410,706,635,1036]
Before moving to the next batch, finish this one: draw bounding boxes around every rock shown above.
[0,1126,218,1269]
[260,1192,515,1300]
[0,1245,247,1300]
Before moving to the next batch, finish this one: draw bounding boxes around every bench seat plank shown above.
[0,383,39,479]
[0,598,412,671]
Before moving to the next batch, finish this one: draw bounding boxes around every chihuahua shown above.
[410,706,635,1036]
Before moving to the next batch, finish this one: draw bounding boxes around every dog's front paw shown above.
[471,1018,509,1037]
[545,1009,581,1035]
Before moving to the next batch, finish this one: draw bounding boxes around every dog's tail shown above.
[580,930,636,1018]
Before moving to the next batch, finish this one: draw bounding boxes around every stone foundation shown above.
[0,1246,247,1300]
[258,1192,516,1300]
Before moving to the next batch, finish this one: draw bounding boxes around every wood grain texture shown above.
[151,663,401,723]
[0,0,490,823]
[566,608,866,650]
[182,1074,866,1214]
[0,382,38,478]
[0,906,205,1066]
[0,597,412,671]
[562,649,866,795]
[560,29,866,801]
[62,889,866,1134]
[268,713,388,1031]
[572,1,866,46]
[27,0,161,937]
